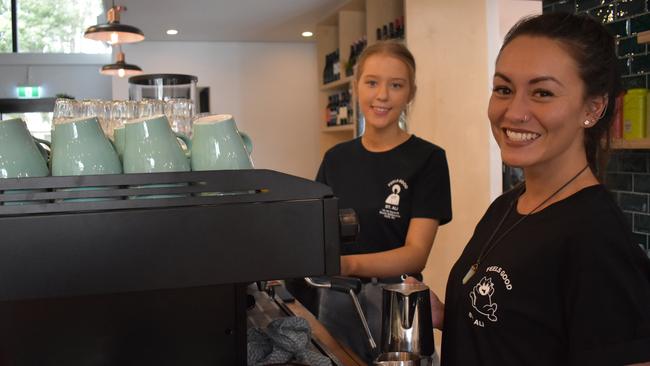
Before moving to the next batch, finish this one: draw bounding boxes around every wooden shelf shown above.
[611,138,650,149]
[638,30,650,44]
[320,76,353,91]
[322,124,355,133]
[316,0,404,156]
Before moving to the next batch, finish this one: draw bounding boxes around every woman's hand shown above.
[405,276,444,330]
[340,255,352,276]
[338,218,440,278]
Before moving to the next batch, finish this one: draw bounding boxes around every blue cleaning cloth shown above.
[247,316,332,366]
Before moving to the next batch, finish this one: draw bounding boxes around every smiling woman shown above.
[287,41,452,365]
[488,35,603,181]
[437,12,650,366]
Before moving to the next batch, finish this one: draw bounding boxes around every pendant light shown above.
[100,46,143,78]
[84,2,145,45]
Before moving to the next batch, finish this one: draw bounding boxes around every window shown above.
[2,112,52,140]
[0,0,11,52]
[0,0,110,54]
[0,98,56,141]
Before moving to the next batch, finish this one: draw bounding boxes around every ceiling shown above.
[111,0,349,43]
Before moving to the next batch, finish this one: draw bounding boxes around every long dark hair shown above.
[500,13,622,179]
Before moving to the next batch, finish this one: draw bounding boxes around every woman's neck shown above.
[518,159,599,214]
[362,125,410,152]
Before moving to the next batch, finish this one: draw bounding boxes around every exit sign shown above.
[16,86,41,99]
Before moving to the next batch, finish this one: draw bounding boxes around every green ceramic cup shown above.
[51,116,122,201]
[113,126,125,159]
[0,118,50,178]
[123,114,191,173]
[123,114,191,199]
[0,118,51,205]
[191,114,253,171]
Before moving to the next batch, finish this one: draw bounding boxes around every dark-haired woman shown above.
[437,13,650,366]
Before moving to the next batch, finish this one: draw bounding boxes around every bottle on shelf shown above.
[337,91,349,125]
[376,17,406,42]
[323,53,330,85]
[346,43,356,77]
[327,94,339,126]
[345,37,367,77]
[323,49,343,85]
[333,49,341,82]
[325,95,332,125]
[395,18,402,39]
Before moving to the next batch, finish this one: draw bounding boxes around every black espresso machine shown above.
[0,170,348,365]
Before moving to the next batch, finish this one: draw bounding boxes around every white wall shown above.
[111,41,322,179]
[487,0,541,200]
[0,53,112,99]
[406,0,540,350]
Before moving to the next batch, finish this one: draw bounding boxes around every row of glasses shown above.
[53,98,195,139]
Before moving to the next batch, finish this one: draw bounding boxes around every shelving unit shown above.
[322,124,355,133]
[319,75,354,91]
[315,0,404,156]
[611,138,650,149]
[637,30,650,44]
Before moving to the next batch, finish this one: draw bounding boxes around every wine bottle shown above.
[333,49,340,81]
[395,18,401,40]
[323,53,329,84]
[346,44,355,77]
[338,92,348,125]
[325,95,332,126]
[330,94,339,125]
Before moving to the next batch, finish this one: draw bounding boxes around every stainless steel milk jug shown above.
[381,283,435,360]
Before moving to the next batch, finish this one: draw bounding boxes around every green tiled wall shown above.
[544,0,650,89]
[543,0,650,255]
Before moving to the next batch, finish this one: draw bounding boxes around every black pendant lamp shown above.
[84,3,144,45]
[100,47,143,78]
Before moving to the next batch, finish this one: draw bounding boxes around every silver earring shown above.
[583,120,591,126]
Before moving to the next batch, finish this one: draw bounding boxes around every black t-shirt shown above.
[442,184,650,366]
[316,135,452,255]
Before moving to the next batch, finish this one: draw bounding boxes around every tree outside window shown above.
[0,0,110,54]
[0,0,11,52]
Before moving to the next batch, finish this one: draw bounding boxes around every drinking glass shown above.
[109,100,138,138]
[53,98,80,125]
[165,98,194,136]
[138,99,165,119]
[73,99,110,136]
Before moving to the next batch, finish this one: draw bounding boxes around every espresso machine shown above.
[0,170,344,365]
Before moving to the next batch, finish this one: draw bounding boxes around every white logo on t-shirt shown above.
[469,276,498,322]
[467,267,513,327]
[385,184,401,206]
[379,179,408,220]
